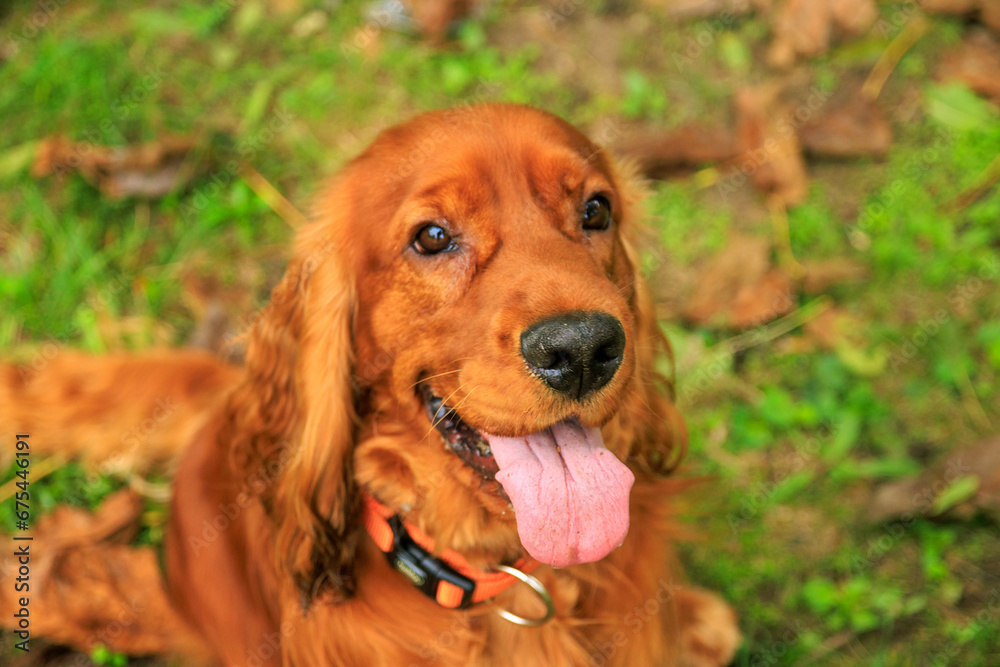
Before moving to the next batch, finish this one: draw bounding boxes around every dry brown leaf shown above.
[936,29,1000,106]
[983,3,1000,32]
[799,95,893,158]
[734,86,809,206]
[923,0,1000,33]
[32,135,199,199]
[768,0,831,67]
[767,0,877,67]
[409,0,472,45]
[730,268,794,328]
[869,437,1000,524]
[801,306,864,349]
[828,0,879,36]
[683,236,781,328]
[0,491,207,658]
[613,124,737,179]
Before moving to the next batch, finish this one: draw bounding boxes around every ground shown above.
[1,0,999,665]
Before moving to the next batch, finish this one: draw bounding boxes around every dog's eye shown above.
[582,196,612,231]
[413,224,455,255]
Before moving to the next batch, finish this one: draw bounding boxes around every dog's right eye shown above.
[413,224,456,255]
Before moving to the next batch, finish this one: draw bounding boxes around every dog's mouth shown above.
[420,384,499,481]
[417,381,636,568]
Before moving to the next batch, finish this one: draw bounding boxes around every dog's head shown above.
[228,104,686,602]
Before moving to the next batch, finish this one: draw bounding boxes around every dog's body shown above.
[5,105,740,666]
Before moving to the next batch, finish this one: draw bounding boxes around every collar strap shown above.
[361,492,538,610]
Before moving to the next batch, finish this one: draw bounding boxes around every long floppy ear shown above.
[224,222,359,605]
[613,159,689,478]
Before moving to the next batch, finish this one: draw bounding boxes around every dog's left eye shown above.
[413,224,456,255]
[582,196,612,231]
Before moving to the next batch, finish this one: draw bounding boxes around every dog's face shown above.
[315,106,643,566]
[352,109,638,434]
[250,106,678,592]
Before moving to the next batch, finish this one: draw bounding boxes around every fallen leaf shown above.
[613,123,736,179]
[984,3,1000,33]
[735,86,809,206]
[683,236,794,329]
[799,306,886,375]
[767,0,877,67]
[869,436,1000,524]
[828,0,879,36]
[923,0,1000,33]
[0,491,206,657]
[768,0,831,68]
[802,306,854,349]
[408,0,473,45]
[32,135,199,199]
[799,95,894,159]
[730,268,795,328]
[936,29,1000,106]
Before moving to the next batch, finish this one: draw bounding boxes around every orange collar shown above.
[361,492,538,609]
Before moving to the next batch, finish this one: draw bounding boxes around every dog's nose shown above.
[520,312,626,400]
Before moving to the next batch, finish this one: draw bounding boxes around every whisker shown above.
[405,367,464,392]
[445,384,480,419]
[421,382,469,441]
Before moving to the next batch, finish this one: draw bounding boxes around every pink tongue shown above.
[484,420,635,567]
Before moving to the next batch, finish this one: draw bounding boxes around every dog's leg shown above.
[675,587,742,667]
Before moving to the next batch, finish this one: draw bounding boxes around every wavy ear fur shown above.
[613,159,688,477]
[224,221,359,606]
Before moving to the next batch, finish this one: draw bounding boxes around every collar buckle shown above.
[385,515,476,609]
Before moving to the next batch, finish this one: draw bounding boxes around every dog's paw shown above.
[675,587,742,667]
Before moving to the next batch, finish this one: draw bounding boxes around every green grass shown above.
[2,1,1000,665]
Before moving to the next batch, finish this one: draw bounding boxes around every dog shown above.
[5,104,740,666]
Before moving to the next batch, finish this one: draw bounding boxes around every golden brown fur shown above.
[5,104,739,666]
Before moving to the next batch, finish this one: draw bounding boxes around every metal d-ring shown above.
[494,564,555,627]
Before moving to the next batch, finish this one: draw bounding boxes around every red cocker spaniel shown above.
[9,104,741,666]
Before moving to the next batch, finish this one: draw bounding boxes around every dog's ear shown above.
[612,161,688,478]
[225,225,359,606]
